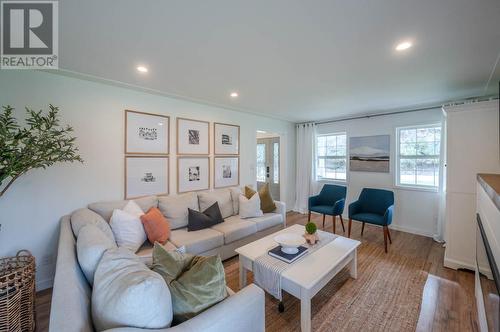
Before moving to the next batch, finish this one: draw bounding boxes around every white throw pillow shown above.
[109,201,147,252]
[239,193,264,218]
[77,224,117,285]
[92,248,173,330]
[229,187,242,215]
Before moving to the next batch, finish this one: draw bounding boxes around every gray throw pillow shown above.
[187,202,224,231]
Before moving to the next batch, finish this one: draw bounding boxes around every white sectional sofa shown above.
[50,187,286,332]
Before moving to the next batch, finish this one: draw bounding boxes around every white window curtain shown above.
[294,123,317,213]
[434,115,447,243]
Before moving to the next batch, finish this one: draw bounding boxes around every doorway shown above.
[256,131,280,200]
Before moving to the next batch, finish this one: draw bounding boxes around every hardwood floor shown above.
[33,212,478,331]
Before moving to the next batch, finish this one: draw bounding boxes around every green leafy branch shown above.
[0,104,83,197]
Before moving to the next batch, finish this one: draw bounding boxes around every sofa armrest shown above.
[308,195,320,209]
[104,284,265,332]
[333,198,345,216]
[274,200,286,226]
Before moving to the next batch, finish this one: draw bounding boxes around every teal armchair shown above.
[308,184,347,234]
[348,188,394,252]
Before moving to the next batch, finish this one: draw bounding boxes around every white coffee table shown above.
[235,224,361,332]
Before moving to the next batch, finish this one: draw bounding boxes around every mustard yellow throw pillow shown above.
[245,183,276,213]
[151,243,227,324]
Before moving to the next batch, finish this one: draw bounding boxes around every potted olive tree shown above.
[0,104,83,198]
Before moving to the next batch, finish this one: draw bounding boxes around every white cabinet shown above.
[443,100,500,270]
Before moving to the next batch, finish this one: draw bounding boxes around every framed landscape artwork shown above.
[125,156,169,199]
[177,156,210,193]
[177,118,209,155]
[214,157,239,188]
[349,135,390,172]
[125,110,169,155]
[214,122,240,155]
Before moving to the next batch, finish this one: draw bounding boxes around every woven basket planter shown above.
[0,250,36,332]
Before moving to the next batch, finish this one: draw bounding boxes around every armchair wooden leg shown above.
[339,215,345,232]
[361,222,365,236]
[322,214,326,229]
[332,215,336,234]
[308,211,311,222]
[348,218,352,238]
[387,227,392,244]
[383,226,388,253]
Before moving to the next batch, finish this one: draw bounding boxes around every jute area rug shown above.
[223,242,430,332]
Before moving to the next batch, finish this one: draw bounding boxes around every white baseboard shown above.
[388,224,434,238]
[443,256,475,271]
[36,278,53,291]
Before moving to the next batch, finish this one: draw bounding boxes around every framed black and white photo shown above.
[177,118,209,155]
[214,122,240,155]
[125,110,169,155]
[214,157,239,188]
[177,156,210,193]
[125,156,169,199]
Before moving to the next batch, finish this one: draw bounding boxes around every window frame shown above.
[315,132,348,182]
[395,123,442,191]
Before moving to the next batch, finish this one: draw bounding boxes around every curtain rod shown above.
[306,95,499,126]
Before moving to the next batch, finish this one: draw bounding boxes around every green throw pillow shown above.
[151,243,228,324]
[245,184,276,213]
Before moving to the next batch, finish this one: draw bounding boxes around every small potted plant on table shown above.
[304,222,319,245]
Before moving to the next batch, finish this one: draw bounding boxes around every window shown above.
[256,143,266,182]
[273,142,279,184]
[316,133,347,181]
[397,124,441,188]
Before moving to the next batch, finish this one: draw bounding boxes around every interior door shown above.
[256,137,280,200]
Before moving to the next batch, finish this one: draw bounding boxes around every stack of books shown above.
[268,246,308,263]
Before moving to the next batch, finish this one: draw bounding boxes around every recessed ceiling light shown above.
[395,41,412,51]
[230,92,239,98]
[137,66,148,73]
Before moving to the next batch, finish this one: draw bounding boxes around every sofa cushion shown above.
[198,189,233,219]
[211,215,257,244]
[151,243,227,324]
[351,212,385,225]
[70,208,115,241]
[158,192,199,230]
[76,224,117,285]
[247,213,283,231]
[92,248,172,330]
[229,187,242,215]
[88,196,158,221]
[170,228,224,254]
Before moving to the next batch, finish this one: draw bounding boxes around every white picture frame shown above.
[125,110,169,155]
[177,157,210,193]
[214,122,240,155]
[177,118,209,155]
[125,156,169,199]
[214,157,239,188]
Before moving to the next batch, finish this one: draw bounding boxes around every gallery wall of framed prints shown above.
[125,110,169,155]
[177,156,210,193]
[214,156,239,188]
[124,110,170,199]
[177,118,210,155]
[125,156,169,199]
[214,122,240,155]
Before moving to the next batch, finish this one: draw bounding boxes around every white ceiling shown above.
[59,0,500,122]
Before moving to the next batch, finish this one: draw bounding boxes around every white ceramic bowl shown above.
[274,233,306,254]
